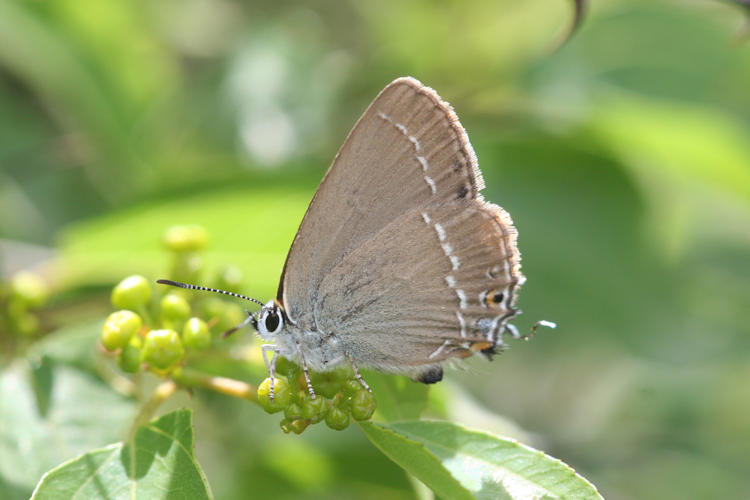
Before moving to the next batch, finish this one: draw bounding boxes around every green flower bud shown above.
[161,294,190,321]
[325,406,350,431]
[288,419,310,434]
[9,271,49,308]
[301,394,328,423]
[342,379,362,397]
[163,225,208,253]
[141,329,184,370]
[182,317,211,350]
[350,390,377,421]
[101,310,142,351]
[284,401,303,420]
[279,417,292,434]
[310,371,343,399]
[111,275,151,311]
[118,336,142,373]
[258,377,291,413]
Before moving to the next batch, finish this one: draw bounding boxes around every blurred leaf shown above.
[591,92,750,259]
[58,184,312,297]
[0,2,144,200]
[0,358,136,498]
[31,409,212,500]
[28,318,104,372]
[356,0,567,85]
[364,370,429,422]
[361,420,603,500]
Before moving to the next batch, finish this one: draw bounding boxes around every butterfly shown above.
[159,77,546,398]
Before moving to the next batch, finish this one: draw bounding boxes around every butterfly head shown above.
[255,300,285,340]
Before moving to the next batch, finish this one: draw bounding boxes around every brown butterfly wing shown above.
[279,77,522,377]
[278,77,483,324]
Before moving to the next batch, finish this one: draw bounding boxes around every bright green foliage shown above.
[361,420,603,500]
[141,329,184,370]
[111,275,152,311]
[30,410,211,500]
[100,310,142,351]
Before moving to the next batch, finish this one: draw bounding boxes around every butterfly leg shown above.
[346,352,372,392]
[294,341,316,399]
[261,344,280,401]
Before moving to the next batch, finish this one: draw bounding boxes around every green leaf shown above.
[28,319,105,372]
[363,371,429,422]
[0,359,136,497]
[591,92,750,259]
[31,409,212,500]
[58,185,311,297]
[359,421,475,500]
[360,420,602,500]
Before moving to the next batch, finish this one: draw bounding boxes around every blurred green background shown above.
[2,0,750,499]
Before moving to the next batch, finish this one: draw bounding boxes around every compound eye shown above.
[264,309,281,333]
[258,302,283,336]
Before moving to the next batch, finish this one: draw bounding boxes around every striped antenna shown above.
[156,279,264,307]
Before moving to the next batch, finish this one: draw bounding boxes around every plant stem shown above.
[172,367,258,403]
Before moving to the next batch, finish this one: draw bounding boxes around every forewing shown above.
[279,77,484,325]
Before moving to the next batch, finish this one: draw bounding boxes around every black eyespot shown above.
[482,288,506,308]
[264,311,280,332]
